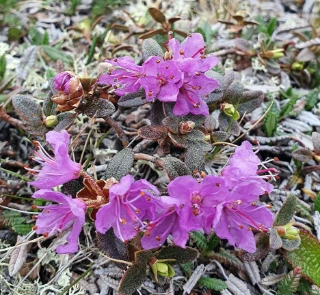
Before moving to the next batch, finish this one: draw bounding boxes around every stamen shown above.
[191,46,206,58]
[184,89,200,108]
[32,226,38,231]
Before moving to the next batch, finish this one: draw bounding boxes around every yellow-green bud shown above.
[271,49,285,59]
[45,115,58,128]
[222,103,240,120]
[291,61,304,71]
[277,221,300,240]
[156,262,175,278]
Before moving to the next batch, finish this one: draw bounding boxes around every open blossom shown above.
[209,181,274,253]
[98,57,144,96]
[222,141,275,191]
[141,175,228,249]
[32,190,86,254]
[95,175,161,242]
[141,57,183,102]
[27,130,81,189]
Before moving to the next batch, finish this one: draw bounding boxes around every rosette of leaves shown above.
[138,101,211,171]
[206,70,264,136]
[139,7,187,39]
[235,33,284,75]
[118,246,198,295]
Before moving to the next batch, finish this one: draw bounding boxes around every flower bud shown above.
[222,103,240,120]
[45,115,58,128]
[179,121,195,134]
[291,61,304,71]
[156,262,175,278]
[276,221,300,240]
[271,49,284,59]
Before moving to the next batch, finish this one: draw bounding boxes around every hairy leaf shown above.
[118,264,147,295]
[154,246,198,264]
[54,113,75,132]
[239,232,270,261]
[209,248,244,272]
[118,89,147,107]
[282,237,301,251]
[141,38,164,61]
[285,231,320,286]
[104,148,134,181]
[8,236,29,276]
[96,229,128,269]
[162,155,191,180]
[83,98,115,118]
[274,194,297,226]
[43,91,57,116]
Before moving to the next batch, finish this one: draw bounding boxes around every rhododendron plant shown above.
[27,130,81,189]
[32,190,86,254]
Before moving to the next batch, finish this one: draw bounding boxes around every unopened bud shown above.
[45,115,58,128]
[276,221,300,240]
[222,103,240,120]
[291,61,304,71]
[271,49,284,59]
[179,121,195,134]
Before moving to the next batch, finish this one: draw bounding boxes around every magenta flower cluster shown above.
[95,141,274,253]
[29,130,274,254]
[98,33,219,116]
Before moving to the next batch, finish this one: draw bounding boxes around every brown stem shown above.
[103,116,129,148]
[0,108,25,130]
[134,153,164,168]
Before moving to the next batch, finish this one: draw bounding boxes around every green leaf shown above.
[279,91,300,119]
[190,231,208,251]
[0,54,6,80]
[134,250,153,266]
[198,277,227,291]
[41,45,73,64]
[315,193,320,213]
[285,231,320,286]
[83,98,115,118]
[118,264,147,295]
[263,101,279,137]
[104,148,134,181]
[274,194,297,226]
[208,248,244,271]
[29,26,43,45]
[207,233,220,251]
[86,33,98,65]
[277,267,301,295]
[154,246,198,264]
[305,89,318,111]
[0,210,32,235]
[42,30,49,45]
[266,18,277,37]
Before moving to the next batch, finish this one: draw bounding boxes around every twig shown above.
[99,252,133,266]
[134,153,164,167]
[103,116,129,147]
[0,108,25,130]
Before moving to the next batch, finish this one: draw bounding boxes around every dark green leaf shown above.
[0,54,6,80]
[162,155,191,180]
[315,193,320,213]
[155,246,198,264]
[118,264,147,295]
[198,277,227,291]
[41,46,73,64]
[263,101,279,137]
[83,98,115,118]
[277,267,301,295]
[86,34,98,65]
[104,148,134,181]
[141,38,164,61]
[43,91,57,116]
[118,89,147,107]
[305,89,318,111]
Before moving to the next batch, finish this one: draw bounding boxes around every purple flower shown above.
[140,57,183,102]
[27,131,81,189]
[173,74,219,116]
[32,189,86,254]
[222,141,275,191]
[168,33,219,74]
[210,183,274,253]
[98,57,145,96]
[141,175,228,249]
[95,175,160,242]
[54,72,73,94]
